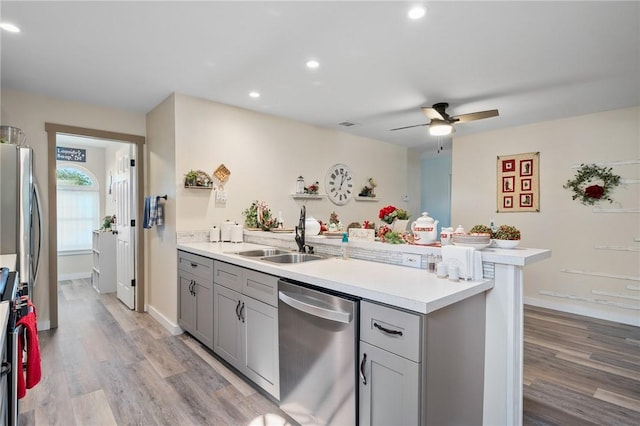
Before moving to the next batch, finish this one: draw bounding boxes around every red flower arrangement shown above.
[584,184,604,199]
[378,205,409,224]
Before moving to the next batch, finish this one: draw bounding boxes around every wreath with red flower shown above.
[563,163,621,205]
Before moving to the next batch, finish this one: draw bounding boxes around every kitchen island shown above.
[177,233,550,425]
[177,241,492,424]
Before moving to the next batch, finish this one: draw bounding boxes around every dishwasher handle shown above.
[279,291,352,324]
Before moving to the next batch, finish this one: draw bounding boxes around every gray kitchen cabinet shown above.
[177,251,214,349]
[213,261,280,399]
[360,295,486,425]
[359,301,421,426]
[359,341,420,426]
[213,283,243,365]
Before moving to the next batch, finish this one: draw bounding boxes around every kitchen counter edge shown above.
[177,242,494,314]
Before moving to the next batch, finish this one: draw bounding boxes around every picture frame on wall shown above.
[497,152,540,212]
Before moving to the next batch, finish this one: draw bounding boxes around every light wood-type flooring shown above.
[17,279,640,425]
[523,305,640,425]
[18,279,294,426]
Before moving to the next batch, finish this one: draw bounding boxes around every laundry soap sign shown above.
[497,152,539,212]
[56,146,86,162]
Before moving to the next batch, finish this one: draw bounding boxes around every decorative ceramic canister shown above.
[411,212,439,245]
[305,216,321,235]
[440,227,454,245]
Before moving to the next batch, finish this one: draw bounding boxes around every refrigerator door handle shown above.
[31,183,43,287]
[278,290,352,324]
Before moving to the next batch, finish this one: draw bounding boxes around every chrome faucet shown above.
[295,205,313,253]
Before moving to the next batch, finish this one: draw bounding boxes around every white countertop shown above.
[177,242,494,314]
[0,254,17,270]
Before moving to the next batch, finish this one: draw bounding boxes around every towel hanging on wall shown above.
[143,195,167,229]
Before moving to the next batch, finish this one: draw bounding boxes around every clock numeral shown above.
[330,187,335,193]
[331,173,336,180]
[347,189,351,194]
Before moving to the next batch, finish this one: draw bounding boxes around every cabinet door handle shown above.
[360,353,367,385]
[235,300,241,320]
[192,281,196,296]
[190,262,198,268]
[188,280,193,295]
[240,302,245,323]
[373,322,403,336]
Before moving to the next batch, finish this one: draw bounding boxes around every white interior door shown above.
[115,146,136,309]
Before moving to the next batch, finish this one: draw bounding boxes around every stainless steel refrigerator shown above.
[0,125,42,297]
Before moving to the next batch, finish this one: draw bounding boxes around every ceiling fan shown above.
[390,102,499,136]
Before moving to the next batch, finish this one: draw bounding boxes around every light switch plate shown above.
[402,253,421,268]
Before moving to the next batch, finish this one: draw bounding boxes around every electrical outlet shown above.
[401,253,421,269]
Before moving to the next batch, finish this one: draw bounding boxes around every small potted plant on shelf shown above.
[492,225,521,249]
[184,170,199,187]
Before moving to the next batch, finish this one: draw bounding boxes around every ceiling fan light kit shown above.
[429,120,453,136]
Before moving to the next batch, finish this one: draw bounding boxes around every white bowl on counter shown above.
[493,239,520,249]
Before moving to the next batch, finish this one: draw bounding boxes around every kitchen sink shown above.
[237,248,290,257]
[260,253,327,264]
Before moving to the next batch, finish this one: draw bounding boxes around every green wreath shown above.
[563,163,621,205]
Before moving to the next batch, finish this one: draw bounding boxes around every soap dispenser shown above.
[341,233,349,260]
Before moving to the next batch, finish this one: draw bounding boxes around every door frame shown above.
[45,123,145,328]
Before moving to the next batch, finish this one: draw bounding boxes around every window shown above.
[56,165,99,252]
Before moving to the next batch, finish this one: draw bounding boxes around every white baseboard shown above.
[524,297,640,327]
[147,304,183,335]
[58,272,91,281]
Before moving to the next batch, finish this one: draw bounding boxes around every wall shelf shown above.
[185,185,213,190]
[291,193,325,200]
[355,196,379,202]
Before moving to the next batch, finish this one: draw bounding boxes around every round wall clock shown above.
[325,163,354,205]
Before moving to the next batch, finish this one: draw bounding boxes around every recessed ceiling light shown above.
[306,60,320,69]
[249,91,260,98]
[408,6,426,20]
[0,22,21,33]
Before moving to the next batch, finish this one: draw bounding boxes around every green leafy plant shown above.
[184,170,199,186]
[469,224,492,235]
[56,168,92,186]
[492,225,521,240]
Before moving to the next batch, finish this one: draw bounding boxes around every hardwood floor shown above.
[523,305,640,425]
[18,280,640,425]
[18,279,294,426]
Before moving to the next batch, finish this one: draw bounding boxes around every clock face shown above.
[325,163,354,205]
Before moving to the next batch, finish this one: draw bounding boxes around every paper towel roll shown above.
[231,224,243,243]
[209,227,220,242]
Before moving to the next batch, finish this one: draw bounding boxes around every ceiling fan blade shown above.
[452,109,499,123]
[421,107,444,121]
[390,123,429,131]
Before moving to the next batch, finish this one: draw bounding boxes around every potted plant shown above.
[492,225,521,249]
[469,224,492,235]
[184,170,199,187]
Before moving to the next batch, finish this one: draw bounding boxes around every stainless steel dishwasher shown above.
[278,279,359,426]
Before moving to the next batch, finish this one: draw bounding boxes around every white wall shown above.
[144,92,416,328]
[452,107,640,325]
[145,94,177,326]
[0,88,146,327]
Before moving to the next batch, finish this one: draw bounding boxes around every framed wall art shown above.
[497,152,540,212]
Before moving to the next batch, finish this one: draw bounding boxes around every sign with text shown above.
[57,146,86,162]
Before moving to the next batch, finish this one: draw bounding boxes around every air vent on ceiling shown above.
[338,121,359,127]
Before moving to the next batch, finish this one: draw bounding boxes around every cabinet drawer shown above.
[360,301,422,363]
[178,251,214,280]
[214,261,243,292]
[242,269,279,307]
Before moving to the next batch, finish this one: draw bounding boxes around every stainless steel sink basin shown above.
[237,248,290,257]
[261,253,327,264]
